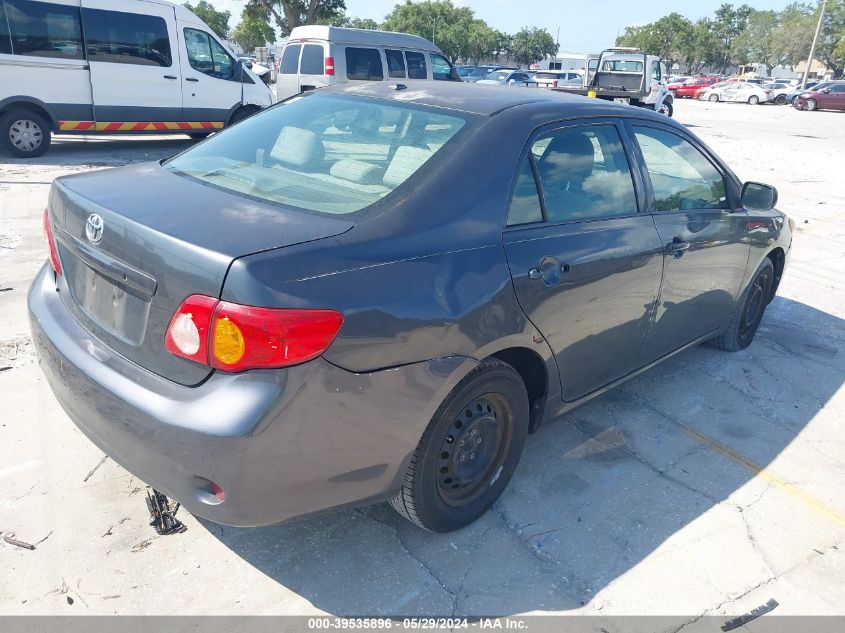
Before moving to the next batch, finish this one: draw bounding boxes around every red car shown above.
[794,83,845,111]
[674,76,719,98]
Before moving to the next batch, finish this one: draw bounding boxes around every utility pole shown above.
[802,0,827,89]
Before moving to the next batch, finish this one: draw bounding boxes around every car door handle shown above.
[666,237,690,255]
[163,75,178,80]
[186,77,200,82]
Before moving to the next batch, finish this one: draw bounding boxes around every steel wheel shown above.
[9,119,43,153]
[709,94,719,102]
[805,98,817,111]
[748,95,760,105]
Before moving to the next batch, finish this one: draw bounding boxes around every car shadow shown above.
[1,135,194,168]
[201,296,843,615]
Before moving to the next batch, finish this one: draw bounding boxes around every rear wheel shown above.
[775,94,788,105]
[0,109,51,158]
[708,258,774,352]
[390,359,529,532]
[805,98,817,111]
[188,132,211,140]
[709,94,719,102]
[228,105,260,126]
[748,95,760,105]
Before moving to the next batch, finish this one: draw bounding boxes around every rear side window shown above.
[83,9,171,67]
[385,49,406,78]
[166,94,470,216]
[300,43,323,75]
[280,43,301,74]
[431,52,452,81]
[507,156,543,226]
[633,126,727,212]
[406,51,427,79]
[4,0,84,60]
[532,125,637,223]
[346,47,383,80]
[184,28,234,79]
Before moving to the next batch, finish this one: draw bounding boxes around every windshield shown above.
[472,67,493,77]
[602,59,643,72]
[166,94,470,215]
[488,71,511,81]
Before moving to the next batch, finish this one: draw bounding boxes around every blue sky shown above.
[213,0,800,53]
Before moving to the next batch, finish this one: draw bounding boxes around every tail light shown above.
[165,295,343,372]
[43,209,62,275]
[764,89,771,94]
[553,80,558,87]
[325,56,335,76]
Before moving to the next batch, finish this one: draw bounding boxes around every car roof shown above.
[287,25,440,51]
[317,79,642,118]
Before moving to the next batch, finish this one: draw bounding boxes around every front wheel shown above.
[709,94,719,102]
[805,98,817,111]
[656,101,674,117]
[775,95,788,105]
[390,359,529,532]
[708,258,774,352]
[0,109,51,158]
[748,95,760,105]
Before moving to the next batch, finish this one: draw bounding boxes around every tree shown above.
[616,13,695,70]
[731,10,780,69]
[382,1,477,62]
[246,0,347,36]
[509,27,557,67]
[817,0,845,78]
[183,1,231,39]
[232,8,276,53]
[770,3,816,67]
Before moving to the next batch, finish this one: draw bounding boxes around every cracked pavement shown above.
[1,100,843,624]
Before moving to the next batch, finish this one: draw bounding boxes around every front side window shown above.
[406,51,427,79]
[531,125,637,223]
[184,28,234,79]
[83,8,171,67]
[633,126,728,212]
[5,0,83,60]
[299,43,323,75]
[431,52,452,80]
[166,94,470,215]
[0,5,10,54]
[280,43,301,74]
[385,49,406,78]
[651,60,661,80]
[345,47,383,80]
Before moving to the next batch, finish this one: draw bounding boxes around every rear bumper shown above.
[28,264,476,526]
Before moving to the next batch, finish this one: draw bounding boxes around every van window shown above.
[300,44,323,75]
[83,9,171,67]
[280,44,301,74]
[0,7,10,55]
[184,28,234,80]
[385,49,406,79]
[406,51,427,79]
[431,53,453,81]
[4,0,83,60]
[345,47,383,81]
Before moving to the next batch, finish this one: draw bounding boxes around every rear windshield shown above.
[166,94,470,215]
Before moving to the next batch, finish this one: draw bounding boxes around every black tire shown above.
[228,105,260,126]
[390,358,529,532]
[656,101,674,117]
[187,132,211,140]
[708,258,774,352]
[775,94,788,105]
[0,109,51,158]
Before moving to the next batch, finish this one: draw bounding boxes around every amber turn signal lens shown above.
[213,317,246,366]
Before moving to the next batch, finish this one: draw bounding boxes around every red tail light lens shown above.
[43,209,63,275]
[325,56,335,76]
[553,80,558,88]
[165,295,343,372]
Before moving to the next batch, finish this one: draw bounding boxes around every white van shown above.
[0,0,274,157]
[276,26,460,101]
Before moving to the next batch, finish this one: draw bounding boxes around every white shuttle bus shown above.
[0,0,274,157]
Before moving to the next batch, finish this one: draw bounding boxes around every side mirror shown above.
[450,67,461,82]
[741,182,778,211]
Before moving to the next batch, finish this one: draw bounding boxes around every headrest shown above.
[383,146,432,188]
[330,159,382,185]
[270,126,324,168]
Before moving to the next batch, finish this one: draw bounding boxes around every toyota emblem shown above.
[85,213,104,244]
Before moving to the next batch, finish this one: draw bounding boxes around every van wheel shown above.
[390,359,529,532]
[228,105,260,126]
[707,258,774,352]
[1,109,51,158]
[187,132,211,140]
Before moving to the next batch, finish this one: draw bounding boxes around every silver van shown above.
[276,26,459,101]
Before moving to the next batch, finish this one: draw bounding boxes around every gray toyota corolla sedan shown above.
[29,81,792,533]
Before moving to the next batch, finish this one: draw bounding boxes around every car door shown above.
[277,42,302,99]
[179,24,243,124]
[81,1,183,124]
[819,83,845,109]
[629,123,750,364]
[503,120,665,401]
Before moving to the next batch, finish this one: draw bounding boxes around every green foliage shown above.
[509,27,557,67]
[183,1,231,39]
[232,8,276,53]
[382,1,477,62]
[245,0,347,36]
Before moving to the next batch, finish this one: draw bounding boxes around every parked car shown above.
[456,65,476,80]
[276,25,460,101]
[667,76,691,91]
[476,69,538,87]
[703,82,770,104]
[786,81,835,104]
[529,70,583,88]
[0,0,274,158]
[673,76,719,98]
[30,81,791,533]
[463,65,518,83]
[694,81,730,100]
[761,82,791,105]
[794,83,845,111]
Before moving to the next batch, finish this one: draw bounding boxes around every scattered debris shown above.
[0,287,12,292]
[721,598,779,631]
[101,526,113,538]
[83,455,108,482]
[131,538,154,553]
[103,595,121,600]
[34,530,52,546]
[4,535,36,550]
[0,366,11,372]
[145,488,186,535]
[66,596,73,606]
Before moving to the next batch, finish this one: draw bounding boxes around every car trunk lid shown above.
[49,162,354,385]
